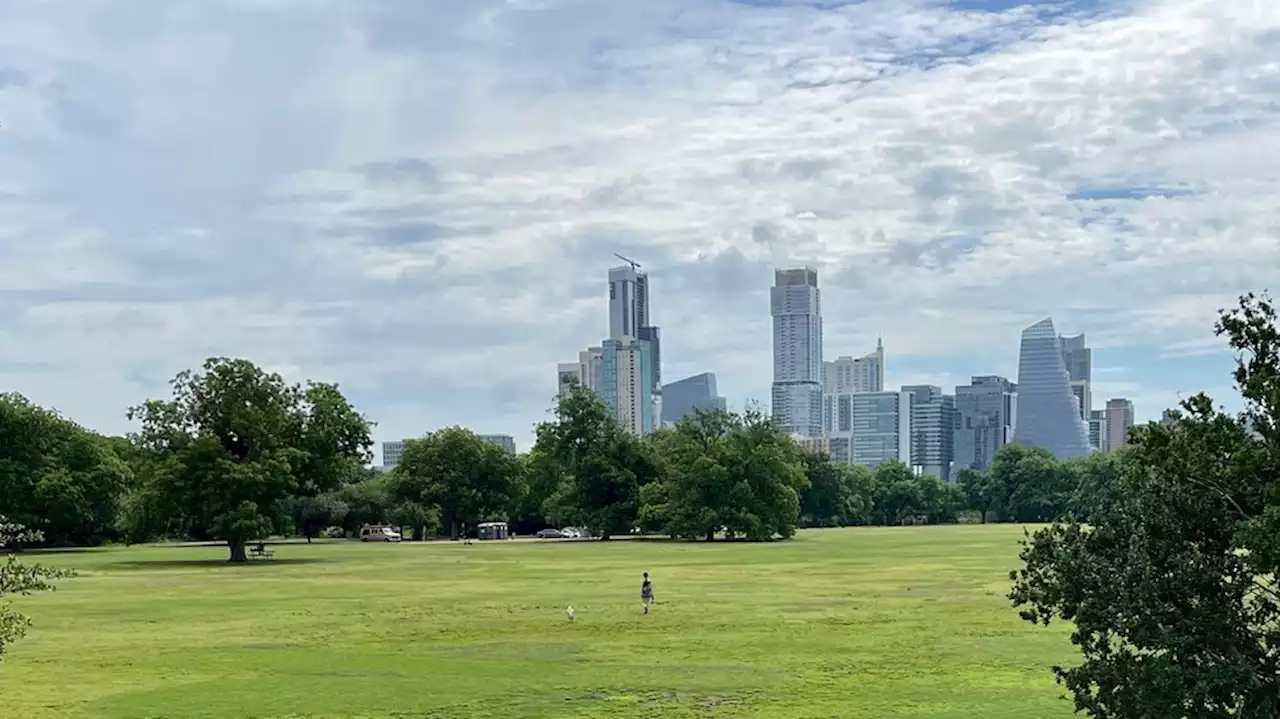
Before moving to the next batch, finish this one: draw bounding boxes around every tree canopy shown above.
[1011,292,1280,718]
[125,358,373,561]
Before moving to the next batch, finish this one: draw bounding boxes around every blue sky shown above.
[0,0,1274,459]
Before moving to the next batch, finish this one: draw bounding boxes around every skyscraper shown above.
[843,390,912,469]
[1105,398,1135,450]
[902,385,955,482]
[661,372,727,425]
[556,346,603,397]
[824,338,884,394]
[600,336,654,436]
[603,262,661,435]
[1060,333,1092,420]
[771,267,823,436]
[1088,408,1108,451]
[1013,318,1092,459]
[953,375,1017,472]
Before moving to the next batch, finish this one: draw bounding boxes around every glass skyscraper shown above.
[771,267,823,436]
[661,372,726,425]
[1013,318,1092,459]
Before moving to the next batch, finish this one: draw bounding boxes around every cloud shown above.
[0,0,1274,454]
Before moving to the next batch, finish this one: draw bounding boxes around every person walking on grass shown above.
[641,572,654,614]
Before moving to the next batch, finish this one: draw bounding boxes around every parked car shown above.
[560,527,580,538]
[359,524,402,542]
[535,528,564,539]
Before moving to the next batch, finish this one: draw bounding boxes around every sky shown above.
[0,0,1276,461]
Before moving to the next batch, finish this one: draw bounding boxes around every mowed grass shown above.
[0,525,1077,718]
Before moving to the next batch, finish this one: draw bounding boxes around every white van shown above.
[359,524,402,542]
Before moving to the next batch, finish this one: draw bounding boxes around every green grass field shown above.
[0,525,1077,718]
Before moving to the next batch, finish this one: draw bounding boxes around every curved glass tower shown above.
[1013,318,1092,459]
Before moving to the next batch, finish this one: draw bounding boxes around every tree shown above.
[126,358,373,562]
[533,385,659,539]
[1011,292,1280,717]
[870,462,922,525]
[956,467,1002,523]
[388,427,521,539]
[0,394,133,546]
[797,450,873,528]
[641,408,808,541]
[0,518,72,662]
[993,444,1074,523]
[284,493,349,543]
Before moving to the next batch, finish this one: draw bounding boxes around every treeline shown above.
[1,353,1126,560]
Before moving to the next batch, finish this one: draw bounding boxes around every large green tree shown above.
[388,427,521,539]
[0,394,132,546]
[1011,293,1280,717]
[993,444,1075,523]
[533,385,659,539]
[126,358,373,561]
[641,408,808,541]
[0,518,71,662]
[797,450,873,528]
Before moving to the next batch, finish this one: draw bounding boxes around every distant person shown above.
[641,572,654,614]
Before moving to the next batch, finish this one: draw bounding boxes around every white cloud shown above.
[0,0,1274,452]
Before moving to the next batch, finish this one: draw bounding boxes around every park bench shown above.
[249,543,275,559]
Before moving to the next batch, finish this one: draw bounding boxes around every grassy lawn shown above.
[0,525,1076,718]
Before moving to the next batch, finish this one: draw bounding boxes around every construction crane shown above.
[613,253,642,271]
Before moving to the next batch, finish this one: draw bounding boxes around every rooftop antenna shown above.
[613,253,642,271]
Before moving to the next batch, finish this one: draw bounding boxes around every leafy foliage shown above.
[388,426,520,538]
[126,358,372,561]
[0,518,73,662]
[1010,292,1280,718]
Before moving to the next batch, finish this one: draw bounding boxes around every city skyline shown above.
[0,0,1264,461]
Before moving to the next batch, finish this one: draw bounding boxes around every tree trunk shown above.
[599,531,611,541]
[228,540,248,563]
[306,534,313,544]
[705,529,715,542]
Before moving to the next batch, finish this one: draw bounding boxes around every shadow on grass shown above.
[104,557,330,571]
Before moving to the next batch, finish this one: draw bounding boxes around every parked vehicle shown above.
[560,527,580,538]
[359,524,402,542]
[535,529,564,539]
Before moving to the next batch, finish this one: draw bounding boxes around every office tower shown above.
[824,338,884,394]
[1088,409,1108,451]
[1060,333,1092,420]
[609,265,643,340]
[661,372,727,425]
[791,435,831,456]
[1105,398,1135,450]
[953,375,1017,472]
[847,391,913,469]
[608,262,662,433]
[601,336,655,436]
[1014,318,1092,459]
[557,346,603,397]
[382,440,406,468]
[902,385,955,482]
[771,267,823,436]
[476,434,517,454]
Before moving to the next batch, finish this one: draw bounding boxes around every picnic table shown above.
[249,543,275,559]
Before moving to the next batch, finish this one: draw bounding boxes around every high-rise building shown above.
[824,338,884,394]
[771,267,823,436]
[557,346,603,397]
[477,434,517,454]
[902,385,955,482]
[1105,398,1135,450]
[1160,409,1178,427]
[601,336,655,436]
[953,375,1017,472]
[1013,318,1092,459]
[607,263,661,433]
[1060,333,1092,421]
[1088,409,1108,451]
[846,391,913,469]
[661,372,727,425]
[382,440,406,468]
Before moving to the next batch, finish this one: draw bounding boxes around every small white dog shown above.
[566,605,576,621]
